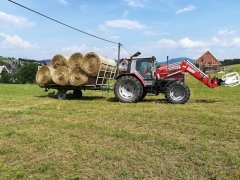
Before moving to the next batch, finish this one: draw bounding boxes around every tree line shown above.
[220,59,240,66]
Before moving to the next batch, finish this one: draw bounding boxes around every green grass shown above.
[0,75,240,179]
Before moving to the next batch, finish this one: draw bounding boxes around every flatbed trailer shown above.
[40,62,117,99]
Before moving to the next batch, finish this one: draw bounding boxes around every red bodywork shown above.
[156,60,219,88]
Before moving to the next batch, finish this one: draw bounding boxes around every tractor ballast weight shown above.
[114,54,239,104]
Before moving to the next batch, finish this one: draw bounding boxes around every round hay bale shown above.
[69,67,88,86]
[68,52,83,69]
[36,65,54,86]
[81,52,117,77]
[52,66,70,86]
[50,54,68,69]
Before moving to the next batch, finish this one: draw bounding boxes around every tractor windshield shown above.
[136,59,152,79]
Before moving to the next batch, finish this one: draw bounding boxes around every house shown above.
[0,66,9,78]
[195,51,221,73]
[5,61,21,73]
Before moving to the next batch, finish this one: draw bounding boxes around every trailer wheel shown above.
[165,81,190,104]
[57,90,67,100]
[73,90,82,99]
[114,75,143,103]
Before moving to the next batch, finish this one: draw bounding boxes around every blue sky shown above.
[0,0,240,61]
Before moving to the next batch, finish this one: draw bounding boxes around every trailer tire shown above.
[114,75,143,103]
[165,81,190,104]
[57,90,67,100]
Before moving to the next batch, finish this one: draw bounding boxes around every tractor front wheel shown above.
[165,81,190,104]
[114,75,143,103]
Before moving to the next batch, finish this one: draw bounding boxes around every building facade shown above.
[195,51,221,73]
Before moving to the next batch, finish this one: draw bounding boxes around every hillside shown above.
[225,64,240,72]
[0,55,39,66]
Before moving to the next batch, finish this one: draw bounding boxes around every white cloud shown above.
[157,37,206,49]
[59,0,68,6]
[218,28,237,36]
[0,33,36,49]
[0,11,34,28]
[102,19,146,30]
[60,44,88,54]
[157,39,177,48]
[176,5,196,14]
[212,37,220,43]
[231,38,240,47]
[179,37,206,48]
[124,0,145,8]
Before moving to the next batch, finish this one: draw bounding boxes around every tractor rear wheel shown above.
[114,75,143,103]
[165,81,190,104]
[140,88,147,100]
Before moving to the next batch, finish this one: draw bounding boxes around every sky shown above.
[0,0,240,61]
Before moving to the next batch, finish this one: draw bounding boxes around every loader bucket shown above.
[222,72,240,87]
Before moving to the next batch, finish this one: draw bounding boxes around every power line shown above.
[7,0,119,45]
[121,45,132,57]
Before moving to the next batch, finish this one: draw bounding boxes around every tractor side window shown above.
[136,60,152,79]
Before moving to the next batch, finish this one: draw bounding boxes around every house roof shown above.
[195,51,221,65]
[0,66,9,73]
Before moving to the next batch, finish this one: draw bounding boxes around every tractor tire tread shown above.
[114,75,143,103]
[165,81,190,104]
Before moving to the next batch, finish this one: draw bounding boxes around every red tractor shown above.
[114,52,227,104]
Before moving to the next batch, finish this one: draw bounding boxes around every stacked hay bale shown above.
[36,65,54,86]
[51,54,69,86]
[36,52,117,87]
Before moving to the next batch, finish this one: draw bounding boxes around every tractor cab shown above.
[118,52,156,86]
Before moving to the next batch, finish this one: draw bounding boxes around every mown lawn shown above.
[0,75,239,179]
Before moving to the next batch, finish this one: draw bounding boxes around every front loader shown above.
[114,52,240,104]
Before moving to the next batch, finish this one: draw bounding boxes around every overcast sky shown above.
[0,0,240,61]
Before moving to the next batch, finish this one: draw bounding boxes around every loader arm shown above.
[156,60,223,88]
[179,60,221,88]
[156,59,240,88]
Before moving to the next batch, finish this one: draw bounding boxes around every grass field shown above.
[0,74,240,179]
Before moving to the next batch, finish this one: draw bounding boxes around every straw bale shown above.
[69,67,88,86]
[52,66,70,85]
[81,52,117,77]
[68,52,83,69]
[50,54,68,69]
[36,65,54,85]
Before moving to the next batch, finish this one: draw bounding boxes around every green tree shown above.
[15,63,39,84]
[0,72,12,83]
[0,60,7,66]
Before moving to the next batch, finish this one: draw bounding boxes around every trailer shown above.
[40,62,117,99]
